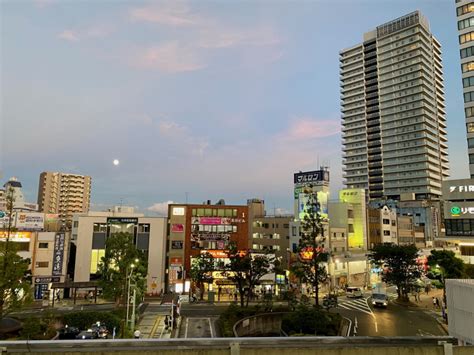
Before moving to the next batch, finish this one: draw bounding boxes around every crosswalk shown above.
[338,297,373,315]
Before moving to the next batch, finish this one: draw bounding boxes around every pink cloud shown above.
[285,117,340,140]
[57,30,79,42]
[132,42,204,72]
[129,2,200,27]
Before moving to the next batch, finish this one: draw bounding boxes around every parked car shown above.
[58,326,80,339]
[346,287,363,298]
[371,293,389,308]
[76,330,99,340]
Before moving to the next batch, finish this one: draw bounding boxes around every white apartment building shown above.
[456,1,474,178]
[341,11,449,201]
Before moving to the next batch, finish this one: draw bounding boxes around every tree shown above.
[97,232,147,306]
[190,252,215,300]
[369,244,421,301]
[0,187,31,318]
[428,249,465,303]
[290,188,329,306]
[221,242,274,307]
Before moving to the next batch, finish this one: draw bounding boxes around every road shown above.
[332,290,446,337]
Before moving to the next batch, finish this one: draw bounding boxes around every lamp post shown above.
[126,258,140,329]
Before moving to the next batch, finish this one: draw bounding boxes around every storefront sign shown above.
[450,205,474,217]
[191,217,245,225]
[170,257,182,266]
[52,233,65,276]
[107,218,138,224]
[15,212,44,230]
[0,231,31,242]
[34,276,60,284]
[191,233,230,242]
[171,224,184,232]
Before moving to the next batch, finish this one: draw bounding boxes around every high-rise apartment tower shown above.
[340,11,449,201]
[456,1,474,177]
[37,172,91,229]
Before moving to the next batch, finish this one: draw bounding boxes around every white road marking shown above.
[207,318,214,338]
[184,317,189,338]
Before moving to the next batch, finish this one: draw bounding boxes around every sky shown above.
[0,0,469,216]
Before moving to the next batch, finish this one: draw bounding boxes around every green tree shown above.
[464,264,474,279]
[222,242,274,307]
[97,232,147,306]
[189,252,215,300]
[428,249,465,303]
[290,188,329,306]
[369,244,421,301]
[0,187,31,318]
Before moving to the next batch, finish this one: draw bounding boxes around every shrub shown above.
[281,304,341,336]
[19,317,56,340]
[62,311,122,333]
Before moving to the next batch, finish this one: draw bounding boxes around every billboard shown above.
[297,190,329,221]
[171,224,184,232]
[442,179,474,201]
[0,212,44,230]
[294,170,329,186]
[445,202,474,219]
[52,233,66,276]
[0,231,32,242]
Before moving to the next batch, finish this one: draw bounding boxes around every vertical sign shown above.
[52,233,65,276]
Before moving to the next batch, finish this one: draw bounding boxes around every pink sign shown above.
[199,217,222,225]
[171,224,184,232]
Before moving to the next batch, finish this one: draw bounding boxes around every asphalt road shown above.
[332,293,446,337]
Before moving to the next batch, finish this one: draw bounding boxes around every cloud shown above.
[133,42,204,72]
[57,30,79,42]
[283,117,340,141]
[158,120,187,136]
[147,200,174,215]
[33,0,55,8]
[198,27,281,49]
[129,1,201,27]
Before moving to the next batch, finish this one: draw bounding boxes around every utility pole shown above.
[130,288,137,331]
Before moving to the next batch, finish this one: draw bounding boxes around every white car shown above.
[346,287,363,298]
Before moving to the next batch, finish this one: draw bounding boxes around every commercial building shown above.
[341,11,449,201]
[37,172,92,230]
[367,205,398,247]
[72,207,167,294]
[1,177,38,211]
[166,202,249,294]
[456,1,474,178]
[441,178,474,263]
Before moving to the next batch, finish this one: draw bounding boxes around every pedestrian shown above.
[436,297,440,308]
[218,287,221,302]
[234,290,238,302]
[133,329,141,339]
[432,297,437,308]
[56,290,61,303]
[425,285,429,295]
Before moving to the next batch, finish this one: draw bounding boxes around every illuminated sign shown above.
[191,233,230,242]
[52,233,66,276]
[294,170,329,185]
[449,185,474,193]
[0,231,31,242]
[172,207,185,216]
[450,205,474,217]
[191,217,245,225]
[171,241,183,249]
[107,218,138,224]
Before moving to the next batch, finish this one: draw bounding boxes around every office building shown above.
[456,1,474,177]
[72,207,167,294]
[37,172,91,229]
[341,11,449,201]
[167,202,249,294]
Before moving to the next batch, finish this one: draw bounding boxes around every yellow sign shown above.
[0,231,32,242]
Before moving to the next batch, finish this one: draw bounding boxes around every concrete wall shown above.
[233,313,286,337]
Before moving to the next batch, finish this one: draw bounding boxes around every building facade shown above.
[72,208,167,294]
[341,11,449,201]
[456,1,474,178]
[442,178,474,263]
[166,203,249,294]
[37,172,92,229]
[367,205,398,248]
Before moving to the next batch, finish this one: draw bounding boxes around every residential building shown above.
[166,202,249,294]
[341,11,449,201]
[72,207,167,294]
[441,178,474,263]
[367,205,398,248]
[37,172,92,230]
[397,215,415,245]
[247,198,292,268]
[1,177,38,211]
[456,1,474,178]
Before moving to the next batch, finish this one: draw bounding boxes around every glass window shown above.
[383,230,391,236]
[460,31,474,44]
[466,107,474,118]
[462,62,474,73]
[197,208,204,216]
[90,249,105,274]
[192,209,196,216]
[382,219,390,225]
[217,209,225,217]
[469,138,474,148]
[457,3,474,16]
[461,46,474,59]
[458,17,474,30]
[225,209,233,217]
[35,261,49,268]
[212,209,218,217]
[39,242,49,248]
[233,209,237,217]
[465,91,474,102]
[205,208,212,216]
[233,225,237,233]
[138,224,150,233]
[463,76,474,88]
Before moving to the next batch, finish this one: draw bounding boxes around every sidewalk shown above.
[393,288,448,334]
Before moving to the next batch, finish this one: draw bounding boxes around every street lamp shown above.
[126,258,140,330]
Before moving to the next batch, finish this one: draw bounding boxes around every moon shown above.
[113,159,120,166]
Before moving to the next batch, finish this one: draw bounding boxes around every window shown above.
[465,91,474,102]
[469,138,474,149]
[383,230,391,236]
[458,17,474,30]
[73,221,78,228]
[35,261,49,268]
[138,224,150,233]
[461,46,474,60]
[382,219,390,225]
[38,242,48,248]
[457,3,474,16]
[460,31,474,44]
[283,224,289,228]
[90,249,105,274]
[462,62,474,73]
[93,223,107,232]
[470,154,474,164]
[468,123,474,133]
[463,76,474,88]
[391,220,396,226]
[225,209,233,217]
[217,209,225,217]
